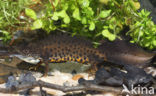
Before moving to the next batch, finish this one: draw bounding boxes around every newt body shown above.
[11,33,155,74]
[13,34,105,73]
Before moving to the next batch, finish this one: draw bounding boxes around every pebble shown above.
[19,72,36,84]
[5,75,19,88]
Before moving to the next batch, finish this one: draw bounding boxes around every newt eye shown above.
[23,50,29,54]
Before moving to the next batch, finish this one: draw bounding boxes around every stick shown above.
[0,80,122,94]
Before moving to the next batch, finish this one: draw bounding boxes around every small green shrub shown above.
[127,10,156,49]
[0,0,155,50]
[25,0,156,50]
[0,0,33,43]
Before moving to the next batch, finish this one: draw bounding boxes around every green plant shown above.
[26,0,119,40]
[0,0,155,50]
[0,30,11,43]
[25,0,156,49]
[127,10,156,49]
[0,0,33,43]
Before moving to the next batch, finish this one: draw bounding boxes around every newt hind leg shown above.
[86,55,104,76]
[28,59,49,77]
[86,63,99,77]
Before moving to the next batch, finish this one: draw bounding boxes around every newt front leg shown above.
[29,60,43,71]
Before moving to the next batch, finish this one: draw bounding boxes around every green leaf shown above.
[145,11,150,17]
[99,10,111,18]
[87,7,94,16]
[79,0,90,7]
[144,41,150,47]
[103,26,109,29]
[52,12,59,20]
[25,8,37,20]
[141,9,145,15]
[57,10,68,18]
[73,8,81,20]
[53,0,59,7]
[109,24,114,29]
[130,40,135,43]
[102,29,116,41]
[81,17,87,24]
[64,15,70,24]
[84,7,94,16]
[55,10,70,24]
[153,40,156,46]
[89,21,95,31]
[31,19,43,30]
[71,4,76,10]
[99,0,109,5]
[82,0,90,7]
[61,24,68,27]
[57,10,66,18]
[62,3,69,10]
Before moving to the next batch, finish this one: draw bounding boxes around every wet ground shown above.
[0,57,91,84]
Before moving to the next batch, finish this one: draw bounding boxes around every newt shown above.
[11,33,105,75]
[2,32,156,76]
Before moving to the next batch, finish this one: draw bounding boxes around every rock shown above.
[19,72,36,84]
[5,75,19,88]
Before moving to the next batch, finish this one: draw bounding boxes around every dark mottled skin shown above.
[98,40,155,68]
[12,33,155,74]
[13,34,106,74]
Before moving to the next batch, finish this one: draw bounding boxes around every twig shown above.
[49,0,55,11]
[39,80,122,92]
[0,80,122,94]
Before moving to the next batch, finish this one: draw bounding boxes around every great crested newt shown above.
[5,33,156,75]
